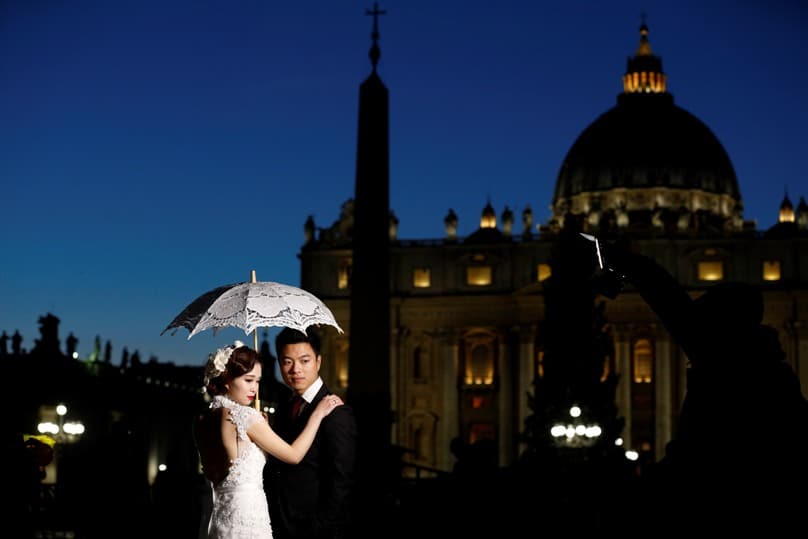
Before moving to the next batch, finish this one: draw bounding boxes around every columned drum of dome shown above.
[550,23,742,236]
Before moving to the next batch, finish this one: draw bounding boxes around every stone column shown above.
[653,325,672,461]
[785,320,808,397]
[498,334,512,466]
[391,326,407,446]
[516,325,536,458]
[438,329,460,471]
[613,323,633,448]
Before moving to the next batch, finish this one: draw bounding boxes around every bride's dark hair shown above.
[206,345,261,395]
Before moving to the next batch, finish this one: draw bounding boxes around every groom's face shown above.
[279,342,322,395]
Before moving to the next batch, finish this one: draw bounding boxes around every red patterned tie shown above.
[291,395,304,419]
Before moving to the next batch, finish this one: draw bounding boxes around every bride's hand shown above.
[313,394,343,419]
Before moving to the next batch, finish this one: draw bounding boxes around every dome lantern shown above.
[622,18,667,94]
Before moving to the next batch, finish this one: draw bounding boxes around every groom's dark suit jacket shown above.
[266,384,357,539]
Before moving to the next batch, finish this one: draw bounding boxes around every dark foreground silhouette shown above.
[600,241,808,533]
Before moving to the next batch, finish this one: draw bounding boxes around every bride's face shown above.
[225,363,262,406]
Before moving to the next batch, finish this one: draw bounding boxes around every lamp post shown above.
[37,403,85,443]
[36,403,84,488]
[549,404,602,448]
[56,403,66,435]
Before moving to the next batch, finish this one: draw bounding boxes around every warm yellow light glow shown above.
[779,206,795,223]
[537,263,551,282]
[600,355,610,382]
[633,339,653,383]
[778,194,795,223]
[763,260,781,281]
[413,267,431,288]
[337,260,351,290]
[335,346,349,388]
[466,266,492,286]
[464,342,494,385]
[480,210,496,229]
[463,375,494,385]
[623,71,666,94]
[698,261,724,281]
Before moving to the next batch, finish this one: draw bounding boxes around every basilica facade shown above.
[299,23,808,474]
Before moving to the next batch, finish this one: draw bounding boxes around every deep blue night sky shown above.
[2,1,806,368]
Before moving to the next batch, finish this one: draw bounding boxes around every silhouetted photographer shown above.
[588,238,808,532]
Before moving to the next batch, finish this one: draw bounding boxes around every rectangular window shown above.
[537,263,551,282]
[632,339,653,384]
[762,260,781,281]
[413,267,431,288]
[466,266,492,286]
[697,261,723,281]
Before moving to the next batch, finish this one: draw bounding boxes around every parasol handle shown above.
[250,269,260,411]
[251,269,259,351]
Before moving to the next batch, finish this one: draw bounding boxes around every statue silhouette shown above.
[11,330,22,355]
[66,333,78,358]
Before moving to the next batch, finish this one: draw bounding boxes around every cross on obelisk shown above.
[366,2,386,29]
[365,2,386,70]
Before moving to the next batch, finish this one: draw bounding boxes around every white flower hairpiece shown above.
[203,340,245,386]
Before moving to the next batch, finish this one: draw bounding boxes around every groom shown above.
[266,327,358,539]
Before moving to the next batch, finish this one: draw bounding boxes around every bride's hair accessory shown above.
[204,340,245,386]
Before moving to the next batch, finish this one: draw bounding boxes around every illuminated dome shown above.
[550,22,743,236]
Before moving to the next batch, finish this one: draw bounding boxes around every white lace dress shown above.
[204,395,273,538]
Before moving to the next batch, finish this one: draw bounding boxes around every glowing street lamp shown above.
[549,404,602,448]
[37,403,84,443]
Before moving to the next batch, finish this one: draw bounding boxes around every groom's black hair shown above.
[275,326,322,357]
